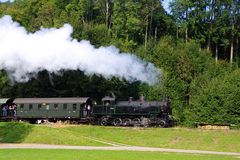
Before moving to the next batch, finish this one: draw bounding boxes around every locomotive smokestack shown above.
[0,15,160,85]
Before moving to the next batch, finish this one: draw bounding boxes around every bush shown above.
[188,69,240,126]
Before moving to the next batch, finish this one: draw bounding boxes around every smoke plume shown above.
[0,15,160,85]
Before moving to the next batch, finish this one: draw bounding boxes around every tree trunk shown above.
[215,44,218,63]
[230,38,234,64]
[149,6,153,37]
[207,22,212,52]
[144,14,149,48]
[82,18,85,24]
[154,27,157,41]
[236,37,239,67]
[105,0,109,28]
[185,10,188,43]
[207,0,214,53]
[185,27,188,43]
[145,22,148,48]
[230,24,234,64]
[207,37,211,52]
[176,26,179,40]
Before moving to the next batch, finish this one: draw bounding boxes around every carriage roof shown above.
[13,97,90,104]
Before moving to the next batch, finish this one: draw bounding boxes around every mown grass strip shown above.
[0,149,238,160]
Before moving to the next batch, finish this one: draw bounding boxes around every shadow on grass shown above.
[0,122,33,143]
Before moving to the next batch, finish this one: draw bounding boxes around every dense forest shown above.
[0,0,239,126]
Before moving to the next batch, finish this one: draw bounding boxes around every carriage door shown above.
[81,103,91,118]
[80,104,87,118]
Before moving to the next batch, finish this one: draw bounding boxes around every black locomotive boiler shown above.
[0,95,173,127]
[92,95,173,127]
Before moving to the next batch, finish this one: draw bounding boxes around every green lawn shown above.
[0,122,105,146]
[65,125,240,152]
[0,122,240,153]
[0,149,238,160]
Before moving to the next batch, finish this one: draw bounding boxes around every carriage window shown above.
[73,104,77,110]
[20,104,24,109]
[63,104,67,110]
[38,104,42,110]
[46,104,49,110]
[29,104,33,110]
[54,104,58,110]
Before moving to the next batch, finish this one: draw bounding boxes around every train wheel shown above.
[141,118,150,127]
[113,118,122,126]
[71,121,78,124]
[132,118,141,127]
[122,118,131,126]
[90,118,98,125]
[159,119,167,128]
[99,117,108,126]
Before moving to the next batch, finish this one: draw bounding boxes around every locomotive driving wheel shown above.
[158,119,167,128]
[99,117,108,126]
[113,118,122,126]
[132,118,141,127]
[122,118,131,126]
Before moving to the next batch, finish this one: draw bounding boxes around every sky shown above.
[0,0,14,2]
[162,0,172,13]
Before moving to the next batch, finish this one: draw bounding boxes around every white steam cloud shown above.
[0,15,160,85]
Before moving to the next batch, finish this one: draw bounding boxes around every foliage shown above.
[136,37,212,123]
[81,23,111,47]
[170,0,240,62]
[188,69,240,126]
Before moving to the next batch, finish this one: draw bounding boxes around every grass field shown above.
[0,149,239,160]
[66,125,240,152]
[0,122,240,152]
[0,122,105,146]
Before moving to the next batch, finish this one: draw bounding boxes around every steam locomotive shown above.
[0,95,174,127]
